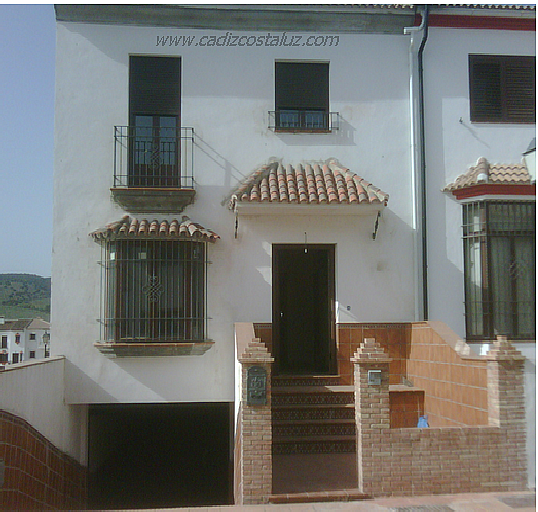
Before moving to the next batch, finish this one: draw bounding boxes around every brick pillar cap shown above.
[239,339,274,363]
[486,336,525,361]
[351,338,391,363]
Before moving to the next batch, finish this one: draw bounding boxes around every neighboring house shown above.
[0,317,50,364]
[3,4,535,510]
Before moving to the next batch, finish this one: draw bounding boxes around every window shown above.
[12,353,19,364]
[29,351,35,359]
[0,354,7,364]
[1,336,6,349]
[463,201,535,340]
[469,55,535,123]
[129,56,181,187]
[274,61,329,131]
[29,333,36,341]
[101,239,206,342]
[15,333,20,344]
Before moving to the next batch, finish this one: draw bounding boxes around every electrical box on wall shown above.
[368,369,382,386]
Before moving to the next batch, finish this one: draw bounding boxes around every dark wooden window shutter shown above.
[469,55,535,123]
[275,62,329,111]
[129,56,180,116]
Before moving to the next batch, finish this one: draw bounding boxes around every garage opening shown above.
[88,402,233,509]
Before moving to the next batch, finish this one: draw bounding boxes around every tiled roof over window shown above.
[444,157,531,191]
[90,216,220,242]
[228,160,389,210]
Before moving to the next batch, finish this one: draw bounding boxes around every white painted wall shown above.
[53,22,415,404]
[0,357,86,462]
[423,27,536,336]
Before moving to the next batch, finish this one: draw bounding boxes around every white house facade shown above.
[18,4,533,508]
[0,318,50,365]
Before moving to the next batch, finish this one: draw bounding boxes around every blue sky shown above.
[0,4,55,277]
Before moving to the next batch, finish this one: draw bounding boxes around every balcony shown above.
[111,126,196,213]
[269,110,340,133]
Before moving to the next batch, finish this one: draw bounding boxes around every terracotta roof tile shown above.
[444,157,531,191]
[228,160,389,209]
[0,319,33,331]
[90,216,220,243]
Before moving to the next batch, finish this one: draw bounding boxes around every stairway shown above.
[271,375,356,455]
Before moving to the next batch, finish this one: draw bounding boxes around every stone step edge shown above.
[272,385,355,393]
[272,403,355,409]
[273,418,355,425]
[273,435,357,443]
[269,489,369,504]
[273,374,341,379]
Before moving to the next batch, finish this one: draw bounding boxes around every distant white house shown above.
[0,318,50,364]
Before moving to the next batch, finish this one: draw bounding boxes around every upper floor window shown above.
[463,201,535,340]
[1,336,7,349]
[274,61,330,131]
[128,56,181,187]
[29,333,36,341]
[469,55,535,124]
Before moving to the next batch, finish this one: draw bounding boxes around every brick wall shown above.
[0,411,86,510]
[236,338,273,505]
[353,338,527,497]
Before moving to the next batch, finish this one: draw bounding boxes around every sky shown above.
[0,4,55,277]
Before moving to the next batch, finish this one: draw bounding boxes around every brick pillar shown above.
[351,338,391,495]
[486,336,527,489]
[238,339,274,504]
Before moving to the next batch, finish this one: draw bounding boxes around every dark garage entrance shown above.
[88,402,233,509]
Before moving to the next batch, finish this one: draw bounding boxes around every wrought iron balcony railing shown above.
[268,110,340,132]
[114,126,195,188]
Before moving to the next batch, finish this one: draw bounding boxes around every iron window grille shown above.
[463,200,535,340]
[114,125,195,189]
[268,110,340,132]
[98,238,208,343]
[469,55,536,124]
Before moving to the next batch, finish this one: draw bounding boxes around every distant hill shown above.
[0,274,51,321]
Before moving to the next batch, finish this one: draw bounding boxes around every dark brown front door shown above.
[272,244,336,375]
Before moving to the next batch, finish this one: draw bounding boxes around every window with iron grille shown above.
[100,239,207,342]
[469,55,535,124]
[128,56,181,187]
[274,61,329,131]
[463,201,535,340]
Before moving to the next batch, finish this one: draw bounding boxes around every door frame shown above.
[272,243,337,375]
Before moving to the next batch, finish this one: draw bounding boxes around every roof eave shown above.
[234,202,386,216]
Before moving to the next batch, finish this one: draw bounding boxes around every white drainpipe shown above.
[404,6,428,321]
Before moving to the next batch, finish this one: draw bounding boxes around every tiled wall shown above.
[337,324,411,385]
[408,322,489,426]
[254,323,411,386]
[390,389,425,428]
[0,411,86,510]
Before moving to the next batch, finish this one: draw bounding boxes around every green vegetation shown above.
[0,274,51,321]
